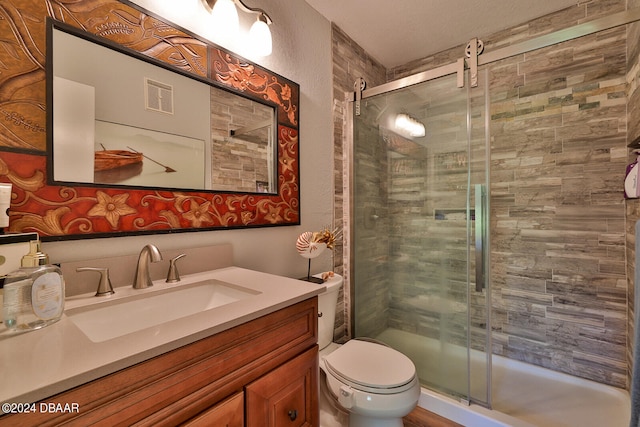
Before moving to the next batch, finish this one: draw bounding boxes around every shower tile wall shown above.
[383,82,487,351]
[487,26,628,388]
[351,115,391,338]
[390,2,630,388]
[333,0,636,388]
[210,91,273,192]
[626,0,640,389]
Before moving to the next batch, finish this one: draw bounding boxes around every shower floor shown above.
[376,328,630,427]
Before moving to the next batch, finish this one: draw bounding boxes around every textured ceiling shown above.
[304,0,579,68]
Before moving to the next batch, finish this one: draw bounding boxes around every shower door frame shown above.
[345,7,640,408]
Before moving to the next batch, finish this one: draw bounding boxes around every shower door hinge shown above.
[354,77,366,116]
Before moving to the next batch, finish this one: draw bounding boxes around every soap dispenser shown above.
[2,240,65,332]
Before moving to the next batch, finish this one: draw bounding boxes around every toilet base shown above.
[319,369,349,427]
[350,414,403,427]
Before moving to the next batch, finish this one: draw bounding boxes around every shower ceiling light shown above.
[395,113,425,138]
[202,0,273,56]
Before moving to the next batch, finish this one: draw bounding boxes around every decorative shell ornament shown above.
[296,227,342,282]
[296,231,327,259]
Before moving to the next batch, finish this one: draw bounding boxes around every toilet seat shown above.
[323,339,417,395]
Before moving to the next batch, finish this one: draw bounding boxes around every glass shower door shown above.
[350,68,491,407]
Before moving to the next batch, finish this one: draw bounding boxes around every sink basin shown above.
[66,279,260,342]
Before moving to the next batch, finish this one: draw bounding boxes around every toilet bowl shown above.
[317,274,420,427]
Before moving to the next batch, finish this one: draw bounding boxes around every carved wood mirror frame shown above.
[0,0,300,241]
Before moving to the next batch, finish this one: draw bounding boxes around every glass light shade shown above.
[395,113,425,138]
[211,0,239,36]
[249,18,272,56]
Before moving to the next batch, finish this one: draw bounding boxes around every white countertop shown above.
[0,267,325,403]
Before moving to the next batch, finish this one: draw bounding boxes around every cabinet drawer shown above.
[182,392,243,427]
[245,346,319,427]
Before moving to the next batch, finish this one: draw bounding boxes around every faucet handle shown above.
[76,267,115,296]
[166,254,186,283]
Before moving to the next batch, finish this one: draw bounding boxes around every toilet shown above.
[317,274,420,427]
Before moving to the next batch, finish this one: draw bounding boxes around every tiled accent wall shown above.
[626,0,640,389]
[333,0,638,388]
[210,90,273,193]
[487,25,628,387]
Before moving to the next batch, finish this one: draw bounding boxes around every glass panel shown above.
[352,69,491,406]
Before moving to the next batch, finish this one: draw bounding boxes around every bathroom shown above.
[1,0,640,426]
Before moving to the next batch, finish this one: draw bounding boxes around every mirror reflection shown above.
[51,24,277,194]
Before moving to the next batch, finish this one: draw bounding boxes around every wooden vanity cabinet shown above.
[182,392,244,427]
[0,298,319,427]
[246,345,318,426]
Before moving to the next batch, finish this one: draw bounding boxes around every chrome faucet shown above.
[133,244,163,289]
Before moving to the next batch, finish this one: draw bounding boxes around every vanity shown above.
[0,266,323,426]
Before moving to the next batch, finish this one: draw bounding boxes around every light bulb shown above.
[249,16,272,56]
[395,114,409,129]
[211,0,239,38]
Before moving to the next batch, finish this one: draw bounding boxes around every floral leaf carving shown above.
[10,207,70,235]
[87,191,137,229]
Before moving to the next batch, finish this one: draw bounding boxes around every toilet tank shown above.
[317,274,343,350]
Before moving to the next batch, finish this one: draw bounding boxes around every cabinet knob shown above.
[288,409,297,421]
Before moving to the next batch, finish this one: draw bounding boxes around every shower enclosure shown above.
[347,9,640,419]
[348,55,492,407]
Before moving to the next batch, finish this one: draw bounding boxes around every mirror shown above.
[50,23,277,194]
[0,1,299,240]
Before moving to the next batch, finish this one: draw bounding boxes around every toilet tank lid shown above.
[314,273,343,293]
[324,339,416,391]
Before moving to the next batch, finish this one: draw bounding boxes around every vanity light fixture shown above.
[202,0,273,56]
[395,113,425,138]
[207,0,239,37]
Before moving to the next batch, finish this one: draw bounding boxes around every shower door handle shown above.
[475,184,487,292]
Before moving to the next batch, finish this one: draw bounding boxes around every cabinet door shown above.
[245,346,319,427]
[182,392,243,427]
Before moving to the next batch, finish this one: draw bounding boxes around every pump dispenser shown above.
[2,240,65,332]
[21,240,49,267]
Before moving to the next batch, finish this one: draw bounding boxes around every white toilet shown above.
[317,274,420,427]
